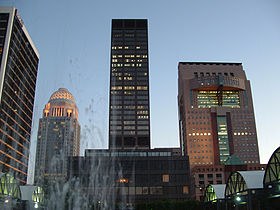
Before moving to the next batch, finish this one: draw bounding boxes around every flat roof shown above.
[179,62,242,65]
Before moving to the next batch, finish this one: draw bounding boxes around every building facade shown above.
[34,88,80,184]
[68,148,190,205]
[109,19,150,149]
[178,62,260,167]
[0,7,39,184]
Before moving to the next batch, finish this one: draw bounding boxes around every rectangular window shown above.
[129,187,135,195]
[138,131,149,135]
[137,126,149,130]
[137,121,149,125]
[162,174,169,182]
[199,181,205,186]
[150,186,163,195]
[207,174,213,179]
[198,174,204,179]
[217,116,230,163]
[216,173,222,178]
[136,187,142,195]
[183,186,189,194]
[142,187,148,195]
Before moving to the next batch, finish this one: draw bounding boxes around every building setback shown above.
[0,7,39,184]
[178,62,260,167]
[109,19,150,149]
[34,88,80,184]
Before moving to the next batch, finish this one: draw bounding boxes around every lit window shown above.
[124,86,135,90]
[111,86,122,90]
[162,174,169,182]
[183,186,189,194]
[136,86,148,90]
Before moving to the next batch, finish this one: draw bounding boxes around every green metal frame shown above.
[204,185,217,202]
[264,146,280,187]
[225,172,248,197]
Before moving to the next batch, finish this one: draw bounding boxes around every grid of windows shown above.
[197,90,240,108]
[0,11,39,184]
[217,116,230,163]
[109,19,150,149]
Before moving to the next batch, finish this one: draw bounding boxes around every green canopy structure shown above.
[204,184,226,202]
[263,146,280,189]
[0,172,21,201]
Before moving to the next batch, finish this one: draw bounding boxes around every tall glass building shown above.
[109,19,150,149]
[34,88,80,184]
[0,7,39,184]
[178,62,260,166]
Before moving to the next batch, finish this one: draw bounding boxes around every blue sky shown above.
[1,0,280,183]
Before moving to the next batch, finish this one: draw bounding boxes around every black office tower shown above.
[109,19,150,149]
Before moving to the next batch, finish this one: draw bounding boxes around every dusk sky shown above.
[1,0,279,183]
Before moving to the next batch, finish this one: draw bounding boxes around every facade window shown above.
[207,174,213,179]
[198,174,204,179]
[216,173,222,178]
[150,186,163,195]
[183,186,189,194]
[137,126,149,130]
[136,187,142,195]
[162,174,169,182]
[197,90,240,108]
[217,116,230,163]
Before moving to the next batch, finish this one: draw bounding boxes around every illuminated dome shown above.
[48,88,75,104]
[43,88,78,120]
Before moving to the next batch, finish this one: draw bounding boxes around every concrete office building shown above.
[34,88,80,184]
[109,19,150,149]
[178,62,260,167]
[0,7,39,184]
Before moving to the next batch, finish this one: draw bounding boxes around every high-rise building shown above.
[109,19,150,149]
[0,7,39,184]
[34,88,80,183]
[67,19,191,206]
[178,62,260,167]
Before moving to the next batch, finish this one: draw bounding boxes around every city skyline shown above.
[0,1,279,183]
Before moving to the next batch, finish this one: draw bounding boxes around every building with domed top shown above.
[34,88,80,184]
